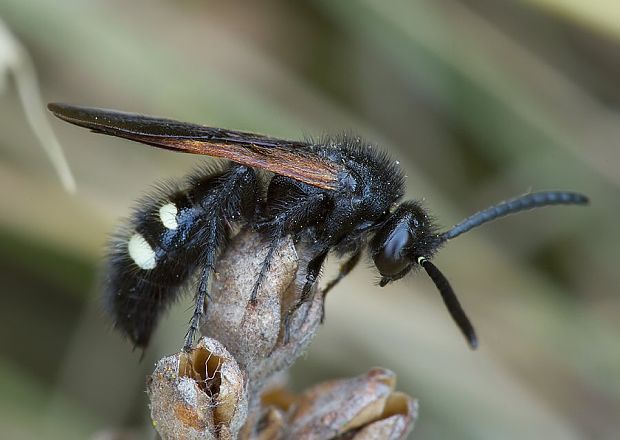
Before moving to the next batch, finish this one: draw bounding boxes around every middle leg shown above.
[251,175,332,304]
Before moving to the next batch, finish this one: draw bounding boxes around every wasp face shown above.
[370,201,440,285]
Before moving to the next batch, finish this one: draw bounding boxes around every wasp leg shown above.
[319,250,362,322]
[182,165,258,351]
[302,250,329,301]
[323,250,362,296]
[251,190,330,304]
[249,229,284,304]
[283,249,328,344]
[284,248,362,340]
[183,226,217,351]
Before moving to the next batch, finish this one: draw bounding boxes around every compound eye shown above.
[373,221,412,277]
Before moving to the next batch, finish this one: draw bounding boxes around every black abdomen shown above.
[104,165,257,348]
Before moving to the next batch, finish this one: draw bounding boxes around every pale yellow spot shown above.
[159,203,178,230]
[128,233,156,270]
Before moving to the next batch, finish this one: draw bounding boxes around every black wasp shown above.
[48,103,588,351]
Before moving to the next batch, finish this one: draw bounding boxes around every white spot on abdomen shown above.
[159,203,178,230]
[128,233,157,270]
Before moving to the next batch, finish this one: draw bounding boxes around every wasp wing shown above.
[48,103,340,190]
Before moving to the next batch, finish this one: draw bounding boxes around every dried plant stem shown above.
[147,230,416,439]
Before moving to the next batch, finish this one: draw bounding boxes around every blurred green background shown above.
[0,1,618,439]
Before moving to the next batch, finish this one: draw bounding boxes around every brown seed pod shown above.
[148,338,248,440]
[148,230,416,439]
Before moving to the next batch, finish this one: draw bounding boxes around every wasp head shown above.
[370,201,441,286]
[369,200,477,349]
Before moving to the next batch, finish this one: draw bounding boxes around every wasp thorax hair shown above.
[48,103,589,351]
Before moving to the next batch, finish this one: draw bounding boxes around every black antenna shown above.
[418,257,478,349]
[442,191,588,241]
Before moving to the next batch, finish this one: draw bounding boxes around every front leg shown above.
[323,250,362,296]
[283,249,328,343]
[302,249,329,304]
[318,250,362,323]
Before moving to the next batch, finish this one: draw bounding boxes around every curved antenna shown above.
[442,191,588,241]
[418,257,478,349]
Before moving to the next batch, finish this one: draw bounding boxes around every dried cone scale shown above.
[147,230,417,439]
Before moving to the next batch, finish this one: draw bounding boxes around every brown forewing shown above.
[48,103,341,190]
